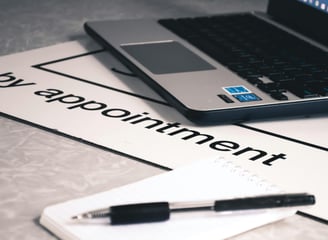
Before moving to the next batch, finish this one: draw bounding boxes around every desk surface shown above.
[0,0,327,239]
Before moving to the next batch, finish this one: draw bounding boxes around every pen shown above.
[71,193,315,225]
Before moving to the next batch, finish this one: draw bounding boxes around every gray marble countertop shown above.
[0,0,327,239]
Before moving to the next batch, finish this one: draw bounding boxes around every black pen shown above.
[71,193,315,225]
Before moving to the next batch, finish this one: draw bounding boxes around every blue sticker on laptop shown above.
[223,85,251,95]
[223,85,261,102]
[233,93,262,102]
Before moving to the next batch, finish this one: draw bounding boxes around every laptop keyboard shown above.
[158,14,328,100]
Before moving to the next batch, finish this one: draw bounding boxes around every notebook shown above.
[84,0,328,124]
[40,158,297,240]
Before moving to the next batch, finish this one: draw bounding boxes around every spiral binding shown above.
[213,156,280,194]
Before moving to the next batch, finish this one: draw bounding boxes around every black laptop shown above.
[84,0,328,124]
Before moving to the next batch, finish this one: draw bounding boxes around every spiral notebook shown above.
[40,158,296,240]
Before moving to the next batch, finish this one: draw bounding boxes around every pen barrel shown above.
[214,194,315,212]
[110,202,170,225]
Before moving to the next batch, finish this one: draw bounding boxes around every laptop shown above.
[84,0,328,124]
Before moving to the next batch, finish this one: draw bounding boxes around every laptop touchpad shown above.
[121,41,215,74]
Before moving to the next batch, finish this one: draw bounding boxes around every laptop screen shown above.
[298,0,328,13]
[268,0,328,46]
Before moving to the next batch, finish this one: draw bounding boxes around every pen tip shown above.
[71,215,83,220]
[71,208,110,221]
[71,212,95,220]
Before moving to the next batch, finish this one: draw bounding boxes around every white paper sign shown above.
[0,40,327,220]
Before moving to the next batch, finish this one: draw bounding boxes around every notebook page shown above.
[40,158,296,240]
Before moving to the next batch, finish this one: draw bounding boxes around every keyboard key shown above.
[289,87,320,98]
[314,84,328,96]
[270,92,288,100]
[258,82,286,94]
